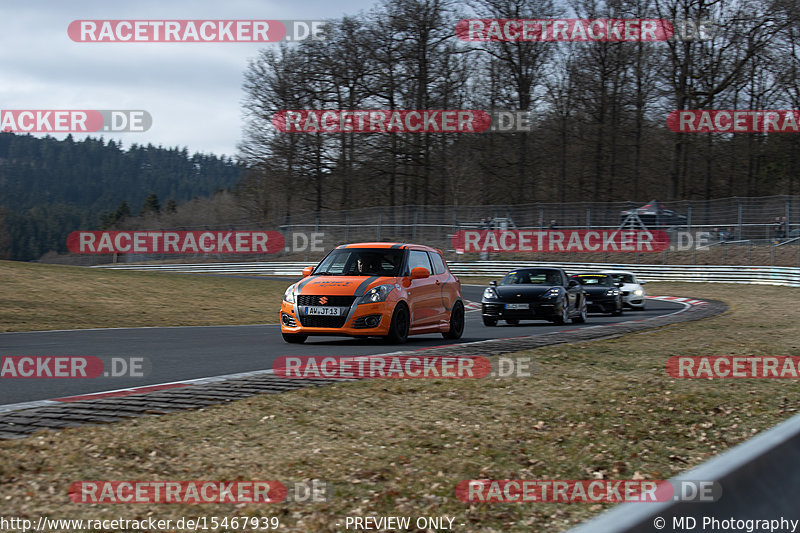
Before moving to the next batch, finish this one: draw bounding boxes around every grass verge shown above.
[0,261,291,332]
[1,282,798,532]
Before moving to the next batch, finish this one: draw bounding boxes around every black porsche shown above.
[569,273,624,316]
[481,267,587,326]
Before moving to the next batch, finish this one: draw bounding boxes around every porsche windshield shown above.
[500,270,562,286]
[575,275,613,286]
[314,248,404,276]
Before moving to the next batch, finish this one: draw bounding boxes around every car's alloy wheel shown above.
[385,302,410,343]
[554,301,569,325]
[443,301,465,339]
[282,332,307,344]
[573,298,587,323]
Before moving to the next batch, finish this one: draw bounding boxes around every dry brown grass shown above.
[0,261,289,332]
[1,280,798,531]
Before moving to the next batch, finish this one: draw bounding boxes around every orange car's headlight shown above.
[358,284,395,304]
[283,284,296,304]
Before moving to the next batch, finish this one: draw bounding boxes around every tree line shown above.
[0,133,242,260]
[237,0,800,223]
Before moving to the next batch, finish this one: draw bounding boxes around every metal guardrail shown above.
[567,409,800,532]
[93,260,800,287]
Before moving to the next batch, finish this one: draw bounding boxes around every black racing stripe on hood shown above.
[296,275,317,292]
[354,276,380,296]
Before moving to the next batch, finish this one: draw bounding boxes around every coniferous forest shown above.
[0,133,242,260]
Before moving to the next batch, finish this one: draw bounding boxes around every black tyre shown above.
[572,297,587,323]
[482,316,497,327]
[505,319,520,325]
[282,332,307,344]
[443,301,465,339]
[385,302,410,343]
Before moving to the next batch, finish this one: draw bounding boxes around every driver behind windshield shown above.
[356,256,381,275]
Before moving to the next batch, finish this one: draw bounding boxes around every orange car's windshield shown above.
[314,249,404,277]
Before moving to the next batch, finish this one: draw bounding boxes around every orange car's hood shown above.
[296,275,395,295]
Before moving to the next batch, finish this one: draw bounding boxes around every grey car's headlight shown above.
[633,289,644,296]
[542,288,561,299]
[483,287,498,299]
[359,284,394,304]
[283,284,296,303]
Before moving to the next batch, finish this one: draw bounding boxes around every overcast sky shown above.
[0,0,376,158]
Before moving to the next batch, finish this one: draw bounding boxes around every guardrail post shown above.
[412,207,418,240]
[722,242,726,265]
[344,211,349,242]
[771,242,775,265]
[736,197,743,239]
[785,195,791,235]
[377,212,382,241]
[686,205,694,265]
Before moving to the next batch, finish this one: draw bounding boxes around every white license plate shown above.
[304,306,344,316]
[505,303,529,310]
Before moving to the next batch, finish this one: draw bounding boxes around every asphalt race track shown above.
[0,285,683,406]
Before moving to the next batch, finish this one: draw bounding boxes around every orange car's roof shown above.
[336,242,440,252]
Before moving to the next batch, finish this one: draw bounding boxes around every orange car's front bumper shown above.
[280,300,395,337]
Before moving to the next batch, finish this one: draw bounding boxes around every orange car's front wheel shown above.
[384,302,409,344]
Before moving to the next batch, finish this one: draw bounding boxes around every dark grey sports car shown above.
[569,273,624,316]
[481,267,587,326]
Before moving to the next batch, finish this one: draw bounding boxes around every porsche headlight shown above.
[359,284,394,304]
[483,287,498,300]
[542,288,561,299]
[283,284,296,303]
[606,289,621,296]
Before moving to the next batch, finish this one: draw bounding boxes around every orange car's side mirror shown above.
[302,266,314,278]
[410,267,430,279]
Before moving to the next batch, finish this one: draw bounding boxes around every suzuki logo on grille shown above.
[319,296,328,305]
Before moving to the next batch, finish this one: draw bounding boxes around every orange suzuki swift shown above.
[280,243,464,343]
